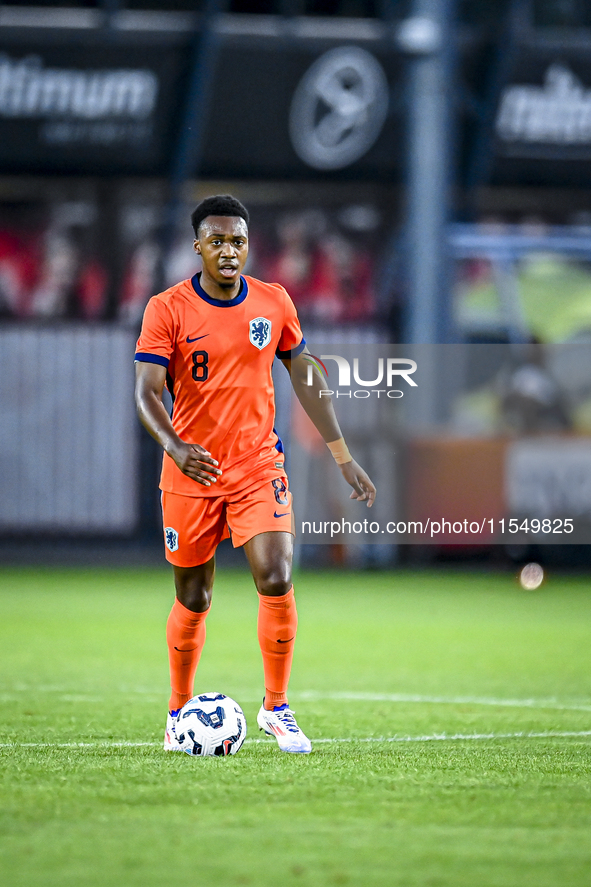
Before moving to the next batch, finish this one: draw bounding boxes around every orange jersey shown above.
[135,273,305,497]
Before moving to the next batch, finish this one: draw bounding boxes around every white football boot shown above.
[163,710,183,751]
[257,702,312,754]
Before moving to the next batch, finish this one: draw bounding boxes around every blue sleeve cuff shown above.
[134,352,170,368]
[276,337,306,360]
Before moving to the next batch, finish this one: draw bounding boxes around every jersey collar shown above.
[191,272,248,307]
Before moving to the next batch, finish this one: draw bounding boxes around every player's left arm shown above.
[281,347,376,508]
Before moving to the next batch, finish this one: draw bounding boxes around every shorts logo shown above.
[164,527,179,552]
[249,317,272,350]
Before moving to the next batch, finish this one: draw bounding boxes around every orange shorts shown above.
[161,476,294,567]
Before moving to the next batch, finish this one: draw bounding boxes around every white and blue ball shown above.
[174,693,247,757]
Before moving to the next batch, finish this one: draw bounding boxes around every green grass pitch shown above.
[1,564,590,886]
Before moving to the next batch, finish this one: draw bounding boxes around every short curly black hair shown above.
[191,194,249,238]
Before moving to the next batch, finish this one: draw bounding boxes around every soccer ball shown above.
[174,693,247,757]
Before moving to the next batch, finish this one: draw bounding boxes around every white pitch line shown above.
[308,730,591,744]
[1,730,590,750]
[297,691,591,713]
[0,741,158,749]
[3,689,591,713]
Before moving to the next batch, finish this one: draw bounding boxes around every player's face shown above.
[194,216,249,290]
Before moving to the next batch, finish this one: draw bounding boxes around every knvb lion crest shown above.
[249,317,272,350]
[164,527,179,552]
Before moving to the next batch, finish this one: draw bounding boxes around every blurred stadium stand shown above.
[2,0,591,565]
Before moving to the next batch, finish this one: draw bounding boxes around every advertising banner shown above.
[0,25,403,179]
[0,36,187,174]
[203,38,402,179]
[3,22,591,185]
[492,37,591,185]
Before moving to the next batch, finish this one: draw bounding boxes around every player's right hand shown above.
[168,441,222,486]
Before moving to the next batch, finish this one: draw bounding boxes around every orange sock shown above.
[257,586,297,710]
[166,597,209,713]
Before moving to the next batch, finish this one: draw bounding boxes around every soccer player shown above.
[134,194,376,754]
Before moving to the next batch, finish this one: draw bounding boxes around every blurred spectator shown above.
[0,203,44,317]
[29,222,108,320]
[119,237,161,326]
[0,197,380,324]
[263,210,324,312]
[318,231,374,322]
[0,202,108,320]
[261,206,376,323]
[0,228,38,317]
[500,345,572,434]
